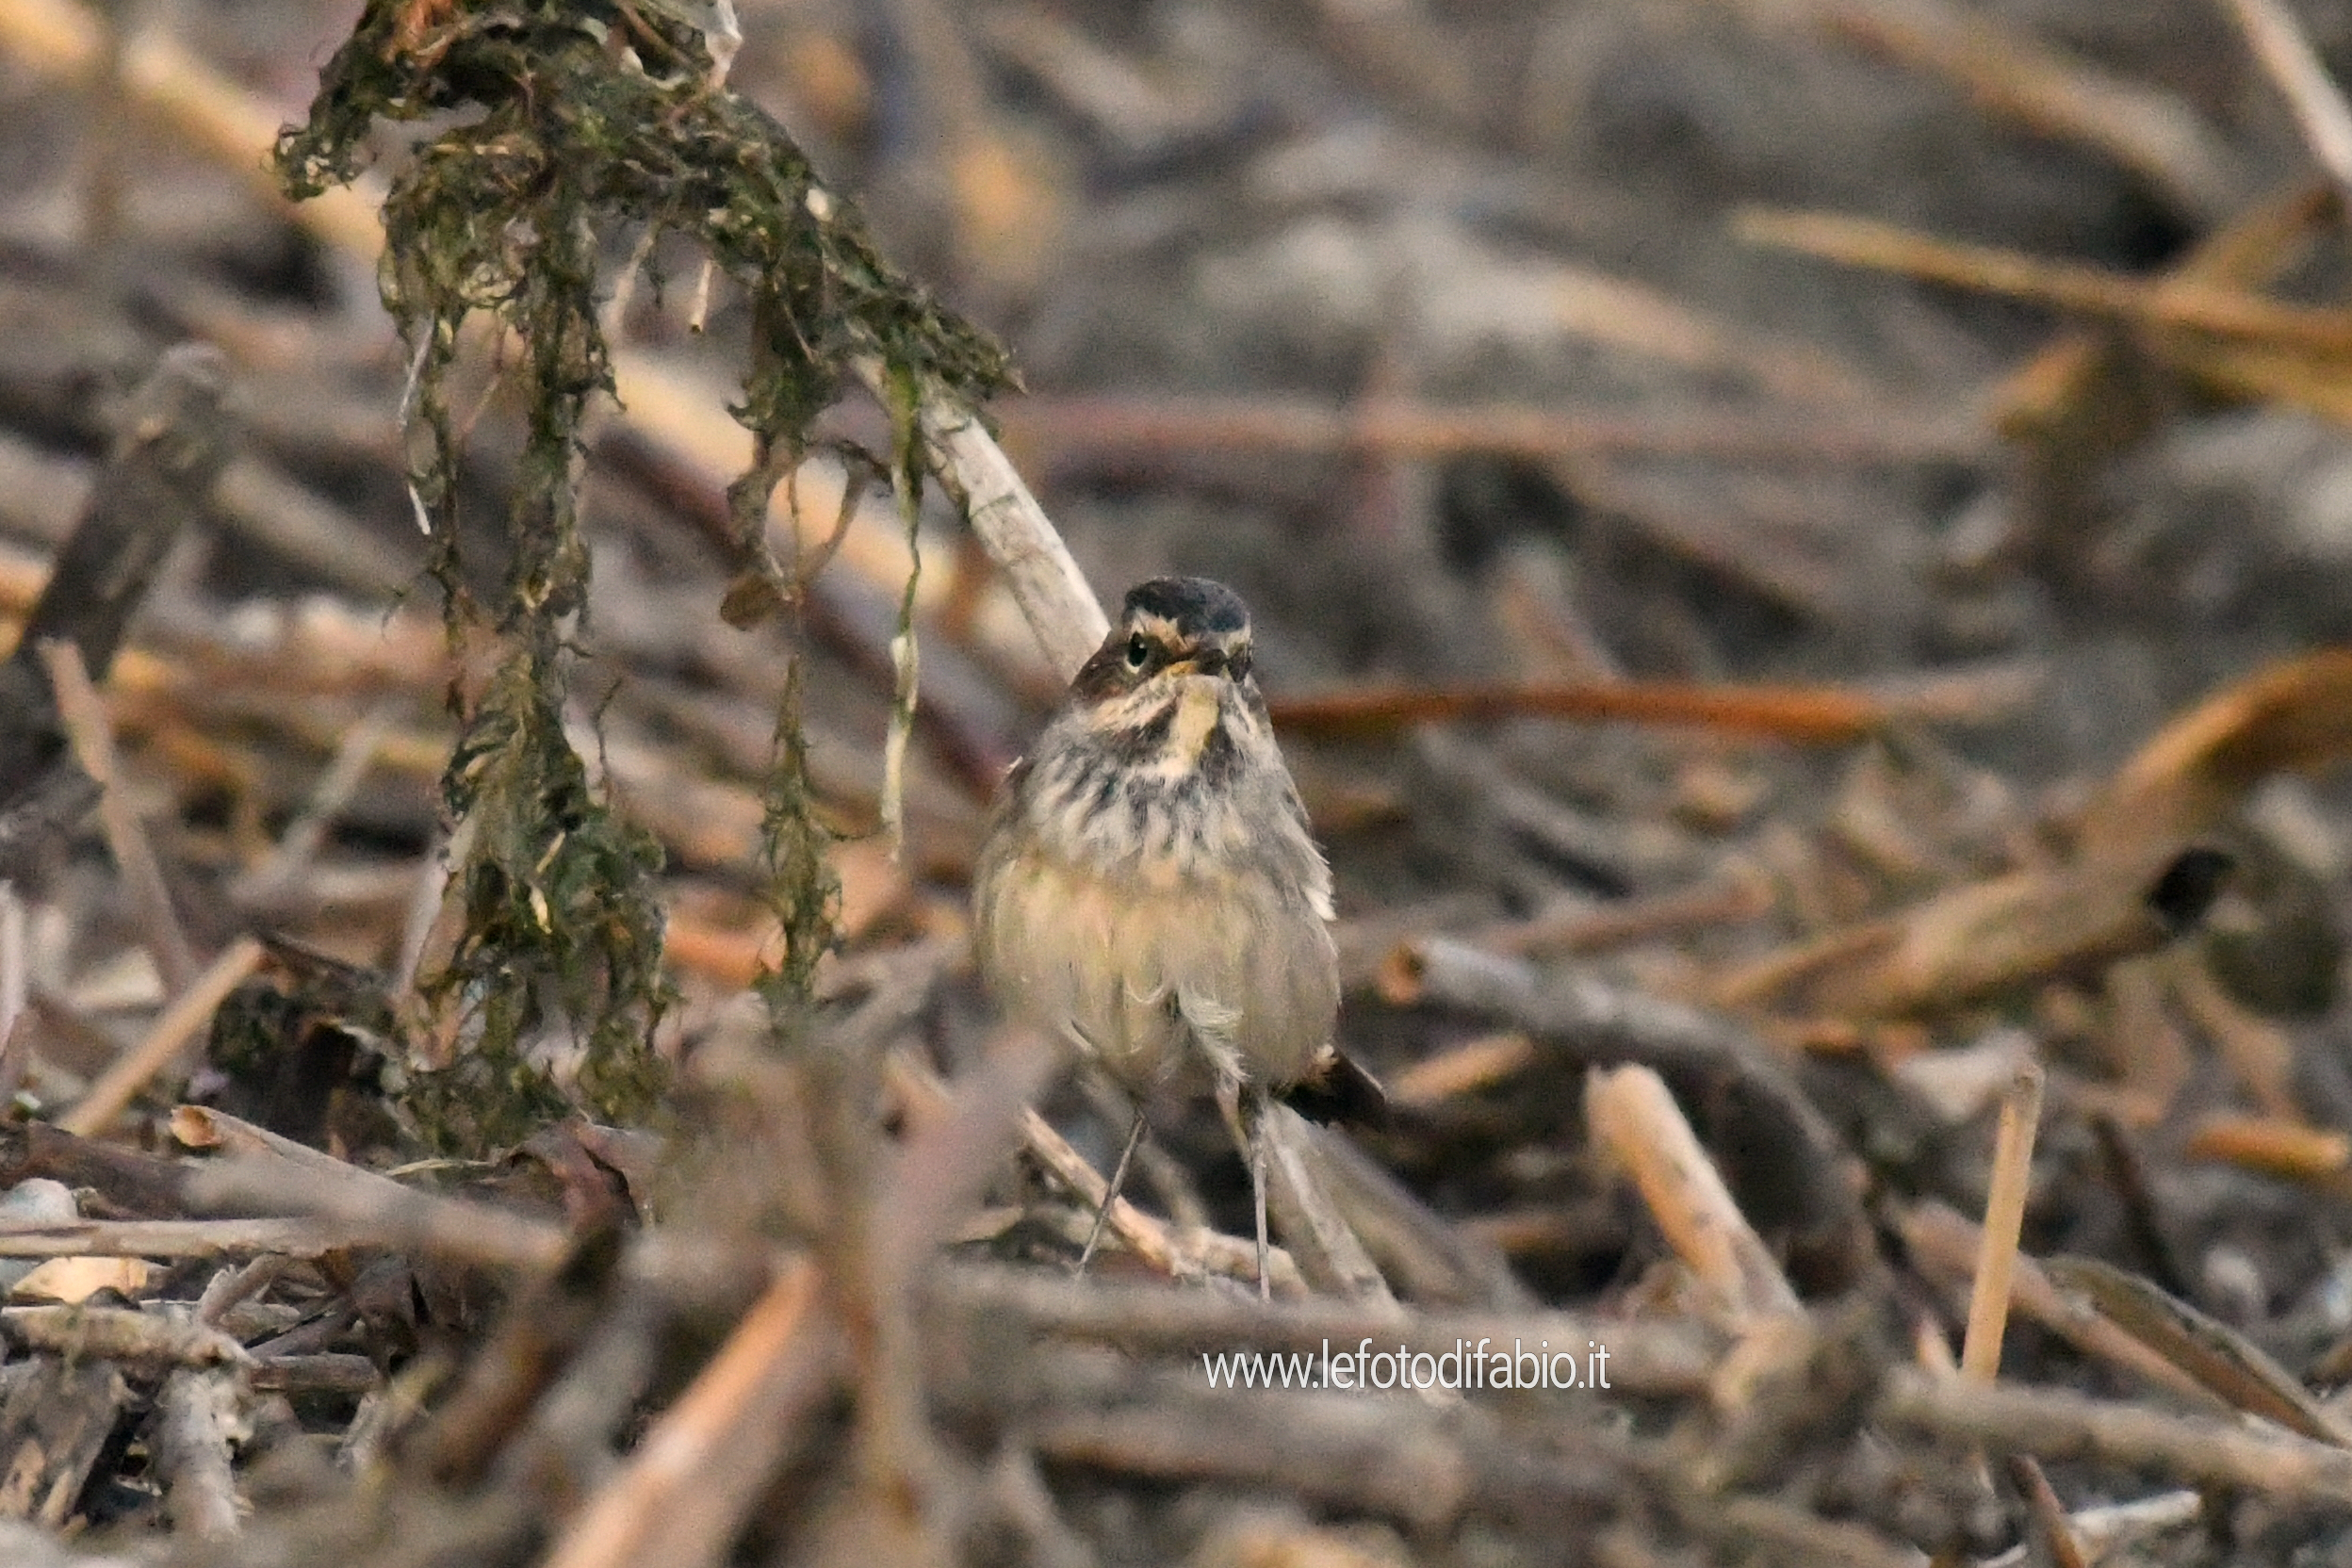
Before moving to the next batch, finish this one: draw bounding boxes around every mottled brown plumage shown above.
[973,578,1350,1294]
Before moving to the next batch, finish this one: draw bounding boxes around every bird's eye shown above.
[1123,634,1152,670]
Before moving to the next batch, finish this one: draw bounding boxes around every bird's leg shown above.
[1184,989,1270,1298]
[1247,1082,1271,1300]
[1210,1068,1270,1298]
[1076,1102,1148,1276]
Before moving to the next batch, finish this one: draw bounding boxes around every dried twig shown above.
[2227,0,2352,206]
[929,1261,1721,1393]
[1587,1064,1801,1322]
[1712,848,2225,1019]
[1384,1031,1537,1103]
[149,1369,244,1540]
[1739,206,2352,354]
[540,1261,828,1568]
[1824,0,2239,220]
[2185,1112,2350,1180]
[39,637,197,994]
[0,1217,355,1259]
[56,936,265,1136]
[0,342,234,813]
[902,383,1106,680]
[1267,670,2023,742]
[1959,1062,2043,1381]
[0,1304,249,1368]
[2043,1255,2349,1445]
[1878,1366,2352,1505]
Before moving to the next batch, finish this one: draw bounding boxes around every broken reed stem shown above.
[2006,1452,2092,1568]
[57,935,265,1135]
[1900,1202,2217,1409]
[541,1260,825,1568]
[843,355,1105,682]
[1960,1062,2045,1382]
[152,1368,243,1540]
[2227,0,2352,208]
[1585,1064,1799,1322]
[40,636,199,995]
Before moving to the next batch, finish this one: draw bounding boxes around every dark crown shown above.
[1122,577,1250,639]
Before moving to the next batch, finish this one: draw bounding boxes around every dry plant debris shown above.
[6,0,2352,1564]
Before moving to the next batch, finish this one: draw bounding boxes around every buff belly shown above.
[974,851,1338,1098]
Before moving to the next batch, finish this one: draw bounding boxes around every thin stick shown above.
[1266,672,2017,742]
[2227,0,2352,205]
[1961,1062,2046,1382]
[57,935,264,1135]
[232,700,395,906]
[0,881,24,1047]
[1074,1105,1146,1276]
[40,637,199,995]
[892,375,1107,680]
[2006,1453,2092,1568]
[1739,206,2352,356]
[541,1261,825,1568]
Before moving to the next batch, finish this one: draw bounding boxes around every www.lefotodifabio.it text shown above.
[1199,1338,1611,1392]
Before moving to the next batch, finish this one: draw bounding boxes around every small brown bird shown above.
[973,578,1357,1295]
